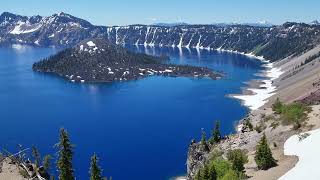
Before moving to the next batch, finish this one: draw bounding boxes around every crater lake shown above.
[0,45,265,180]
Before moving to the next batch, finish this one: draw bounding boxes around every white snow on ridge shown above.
[10,21,42,35]
[87,41,96,47]
[279,129,320,180]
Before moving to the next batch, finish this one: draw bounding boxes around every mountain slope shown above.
[1,12,320,62]
[0,12,106,46]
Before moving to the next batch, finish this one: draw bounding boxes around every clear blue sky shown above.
[1,0,319,26]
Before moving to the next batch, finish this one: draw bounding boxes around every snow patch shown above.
[279,129,320,180]
[10,21,42,34]
[87,41,96,47]
[232,62,283,110]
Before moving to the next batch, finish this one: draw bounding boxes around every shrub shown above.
[272,98,283,114]
[280,103,310,129]
[272,99,311,129]
[220,170,239,180]
[270,121,279,129]
[254,122,266,133]
[243,119,253,131]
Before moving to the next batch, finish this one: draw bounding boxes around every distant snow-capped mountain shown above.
[210,21,273,27]
[310,20,320,25]
[1,12,320,61]
[152,22,189,27]
[0,12,106,46]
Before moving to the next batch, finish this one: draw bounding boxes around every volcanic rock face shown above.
[1,12,320,61]
[32,38,220,83]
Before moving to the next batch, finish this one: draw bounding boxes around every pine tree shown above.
[208,163,217,180]
[43,154,52,171]
[200,129,209,152]
[56,128,74,180]
[197,163,217,180]
[201,128,207,145]
[201,164,210,180]
[227,149,248,173]
[212,121,221,143]
[90,153,103,180]
[32,146,41,168]
[195,169,201,180]
[254,133,277,170]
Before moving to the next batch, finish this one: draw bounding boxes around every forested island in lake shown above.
[32,38,221,83]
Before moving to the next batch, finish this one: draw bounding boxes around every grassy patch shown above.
[272,98,311,129]
[19,169,30,178]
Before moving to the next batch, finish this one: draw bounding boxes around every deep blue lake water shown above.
[0,45,264,180]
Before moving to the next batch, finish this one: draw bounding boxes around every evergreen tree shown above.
[43,154,53,171]
[201,128,206,145]
[195,163,217,180]
[32,146,41,168]
[208,163,217,180]
[195,170,201,180]
[90,153,103,180]
[227,149,248,173]
[200,129,210,152]
[254,133,277,170]
[212,121,221,143]
[56,128,74,180]
[201,164,210,180]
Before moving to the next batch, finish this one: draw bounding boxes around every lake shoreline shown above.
[186,45,320,180]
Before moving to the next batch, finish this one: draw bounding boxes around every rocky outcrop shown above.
[187,140,210,179]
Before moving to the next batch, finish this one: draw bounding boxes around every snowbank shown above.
[174,176,187,180]
[279,129,320,180]
[232,62,283,110]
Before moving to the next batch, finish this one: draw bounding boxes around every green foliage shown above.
[254,122,266,133]
[90,153,103,180]
[195,156,245,180]
[210,158,232,179]
[254,134,277,170]
[195,170,201,180]
[19,169,30,178]
[56,128,75,180]
[32,146,41,168]
[227,149,248,173]
[200,129,210,152]
[43,154,53,171]
[201,128,207,145]
[243,119,253,131]
[272,98,283,114]
[270,121,279,130]
[272,99,311,129]
[280,103,310,129]
[263,115,274,122]
[196,163,217,180]
[220,170,239,180]
[209,149,224,160]
[211,121,221,144]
